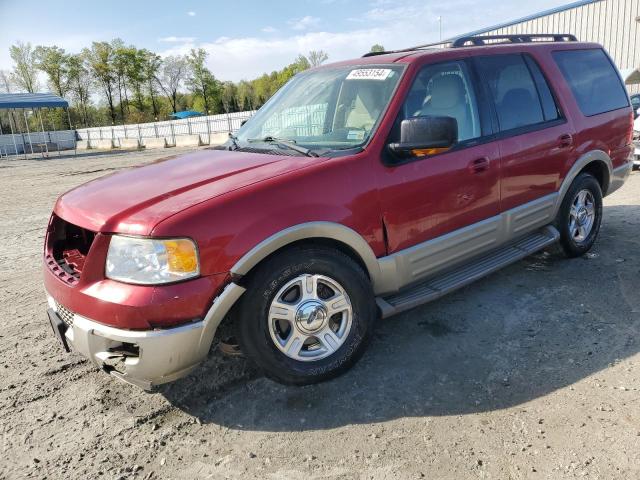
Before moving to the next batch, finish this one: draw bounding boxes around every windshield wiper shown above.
[247,136,319,157]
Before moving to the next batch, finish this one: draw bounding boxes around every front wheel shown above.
[557,172,603,258]
[235,246,377,385]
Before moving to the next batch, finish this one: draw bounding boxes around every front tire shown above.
[235,245,377,385]
[557,173,603,258]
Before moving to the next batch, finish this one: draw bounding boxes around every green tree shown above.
[140,50,162,118]
[9,42,39,92]
[112,39,131,121]
[186,48,219,114]
[123,47,147,113]
[155,55,188,114]
[34,45,69,97]
[370,44,385,53]
[0,70,12,93]
[84,41,117,123]
[67,53,93,127]
[306,50,329,67]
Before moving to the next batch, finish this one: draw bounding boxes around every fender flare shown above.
[553,150,612,216]
[230,221,383,289]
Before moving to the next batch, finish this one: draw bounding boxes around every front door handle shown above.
[559,134,574,148]
[469,157,490,174]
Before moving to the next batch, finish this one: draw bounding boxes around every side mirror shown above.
[635,107,640,119]
[240,119,249,127]
[388,115,457,158]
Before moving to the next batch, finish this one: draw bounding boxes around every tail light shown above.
[627,111,634,144]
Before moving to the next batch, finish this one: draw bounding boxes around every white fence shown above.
[75,111,255,143]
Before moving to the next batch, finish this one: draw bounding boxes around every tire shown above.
[556,172,603,258]
[235,245,377,385]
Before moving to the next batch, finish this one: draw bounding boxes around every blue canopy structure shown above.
[0,92,68,109]
[0,92,73,159]
[170,110,203,119]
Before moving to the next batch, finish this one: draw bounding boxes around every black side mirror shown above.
[388,115,457,158]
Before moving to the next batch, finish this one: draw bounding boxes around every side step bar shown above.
[376,225,560,319]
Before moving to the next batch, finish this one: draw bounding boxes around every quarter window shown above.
[553,49,629,116]
[476,54,552,132]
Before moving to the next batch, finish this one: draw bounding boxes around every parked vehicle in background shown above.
[44,34,633,390]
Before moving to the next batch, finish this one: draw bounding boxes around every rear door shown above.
[475,53,575,213]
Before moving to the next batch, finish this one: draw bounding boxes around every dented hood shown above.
[55,149,318,235]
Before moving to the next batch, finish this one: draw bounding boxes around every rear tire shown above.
[235,245,377,385]
[557,173,603,258]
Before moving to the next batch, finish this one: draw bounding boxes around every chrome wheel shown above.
[268,274,353,362]
[569,189,596,243]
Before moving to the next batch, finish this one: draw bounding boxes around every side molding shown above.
[230,221,384,290]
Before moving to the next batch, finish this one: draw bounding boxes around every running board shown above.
[376,225,560,319]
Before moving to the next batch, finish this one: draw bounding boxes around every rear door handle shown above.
[559,134,574,148]
[469,157,490,174]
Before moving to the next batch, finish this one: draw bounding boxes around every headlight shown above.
[106,236,200,285]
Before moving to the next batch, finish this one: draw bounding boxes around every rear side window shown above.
[553,49,629,116]
[476,54,553,132]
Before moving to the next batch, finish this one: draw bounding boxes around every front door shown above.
[376,59,501,283]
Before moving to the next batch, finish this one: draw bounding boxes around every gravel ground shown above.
[0,148,639,480]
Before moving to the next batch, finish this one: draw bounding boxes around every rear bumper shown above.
[46,282,245,389]
[607,160,632,195]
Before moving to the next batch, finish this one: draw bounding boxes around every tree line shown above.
[0,39,346,131]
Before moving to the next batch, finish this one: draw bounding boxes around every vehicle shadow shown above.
[160,203,640,432]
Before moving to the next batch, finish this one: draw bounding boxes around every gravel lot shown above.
[0,148,639,480]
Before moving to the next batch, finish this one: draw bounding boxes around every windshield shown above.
[234,65,404,152]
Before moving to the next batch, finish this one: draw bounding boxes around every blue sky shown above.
[0,0,571,82]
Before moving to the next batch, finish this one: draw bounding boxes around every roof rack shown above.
[451,33,578,47]
[362,33,578,57]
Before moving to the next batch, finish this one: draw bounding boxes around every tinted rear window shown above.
[553,49,629,116]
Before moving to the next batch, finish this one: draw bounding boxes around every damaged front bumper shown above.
[45,282,245,390]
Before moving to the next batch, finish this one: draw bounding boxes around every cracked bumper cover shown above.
[46,282,245,389]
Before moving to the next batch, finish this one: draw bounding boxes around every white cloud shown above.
[158,36,196,43]
[288,16,321,31]
[261,26,277,33]
[187,11,196,17]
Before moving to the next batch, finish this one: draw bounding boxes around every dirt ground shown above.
[0,148,639,480]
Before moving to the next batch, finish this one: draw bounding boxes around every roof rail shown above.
[361,33,578,57]
[451,34,578,47]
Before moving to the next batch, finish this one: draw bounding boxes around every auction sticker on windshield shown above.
[346,68,393,81]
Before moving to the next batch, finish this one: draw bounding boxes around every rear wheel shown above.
[557,173,603,257]
[235,246,377,385]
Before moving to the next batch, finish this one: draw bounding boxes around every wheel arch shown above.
[229,222,383,289]
[556,150,612,214]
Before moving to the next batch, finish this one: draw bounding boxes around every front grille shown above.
[55,301,74,326]
[45,215,95,285]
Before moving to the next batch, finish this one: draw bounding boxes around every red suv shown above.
[44,35,633,389]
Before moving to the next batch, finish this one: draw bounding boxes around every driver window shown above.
[401,61,481,142]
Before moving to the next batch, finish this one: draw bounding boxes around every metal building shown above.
[460,0,640,93]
